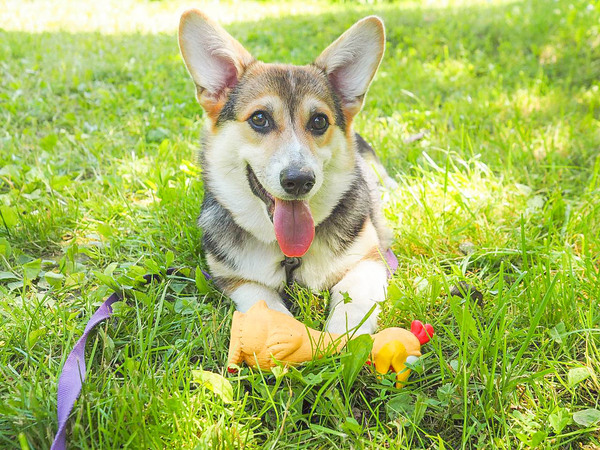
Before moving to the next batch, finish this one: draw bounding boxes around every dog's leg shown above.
[325,260,388,335]
[229,282,292,316]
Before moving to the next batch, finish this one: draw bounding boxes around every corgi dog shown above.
[178,10,394,334]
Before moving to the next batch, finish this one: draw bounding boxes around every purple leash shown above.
[51,270,183,450]
[51,291,121,450]
[385,248,399,278]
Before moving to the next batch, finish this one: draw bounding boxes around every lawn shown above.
[1,0,599,448]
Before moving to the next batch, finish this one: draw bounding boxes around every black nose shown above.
[280,167,315,196]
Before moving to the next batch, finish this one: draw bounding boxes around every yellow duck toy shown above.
[227,300,434,387]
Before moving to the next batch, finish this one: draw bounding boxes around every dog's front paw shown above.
[325,303,378,336]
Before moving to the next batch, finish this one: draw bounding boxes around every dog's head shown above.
[179,11,385,257]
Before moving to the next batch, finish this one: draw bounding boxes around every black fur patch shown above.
[355,133,378,160]
[315,164,371,255]
[216,83,242,125]
[199,189,247,270]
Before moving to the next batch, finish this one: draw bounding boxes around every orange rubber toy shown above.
[227,300,434,387]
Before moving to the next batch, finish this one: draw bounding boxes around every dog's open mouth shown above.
[246,164,315,257]
[246,165,275,217]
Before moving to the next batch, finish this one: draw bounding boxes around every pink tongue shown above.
[273,199,315,257]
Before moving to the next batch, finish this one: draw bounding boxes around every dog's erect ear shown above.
[178,10,254,118]
[315,16,385,119]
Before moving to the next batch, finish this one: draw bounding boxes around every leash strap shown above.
[385,248,398,277]
[51,270,179,450]
[51,291,121,450]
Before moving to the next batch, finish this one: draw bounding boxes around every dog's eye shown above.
[249,111,272,132]
[308,114,329,134]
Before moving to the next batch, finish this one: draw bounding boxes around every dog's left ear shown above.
[315,16,385,119]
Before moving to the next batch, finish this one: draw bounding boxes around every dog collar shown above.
[280,256,302,311]
[281,256,302,288]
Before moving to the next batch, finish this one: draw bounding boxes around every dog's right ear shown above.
[178,10,254,119]
[315,16,385,121]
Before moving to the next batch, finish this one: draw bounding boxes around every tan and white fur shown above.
[179,10,394,335]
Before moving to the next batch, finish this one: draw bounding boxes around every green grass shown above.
[1,0,600,447]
